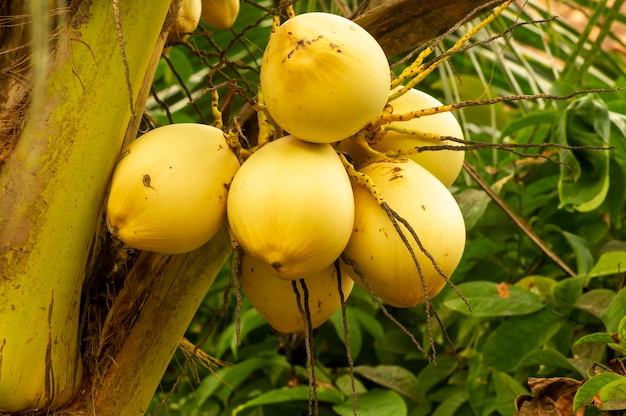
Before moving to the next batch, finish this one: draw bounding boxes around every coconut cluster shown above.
[167,0,240,45]
[105,12,467,335]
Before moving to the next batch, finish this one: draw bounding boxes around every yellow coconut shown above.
[201,0,239,30]
[106,123,240,254]
[260,12,390,143]
[342,159,466,307]
[372,88,465,187]
[167,0,202,44]
[240,253,354,334]
[227,135,354,279]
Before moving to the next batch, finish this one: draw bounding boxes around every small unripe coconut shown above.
[373,88,465,187]
[240,253,354,334]
[201,0,240,30]
[260,12,391,143]
[227,135,355,279]
[342,159,466,307]
[167,0,202,44]
[106,123,240,254]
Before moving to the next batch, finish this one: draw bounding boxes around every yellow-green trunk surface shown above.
[0,0,171,411]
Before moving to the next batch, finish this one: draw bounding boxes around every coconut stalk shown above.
[0,0,171,412]
[89,227,231,414]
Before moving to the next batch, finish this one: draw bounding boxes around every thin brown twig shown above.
[376,87,626,125]
[335,261,357,416]
[292,280,318,416]
[463,161,576,277]
[340,255,429,359]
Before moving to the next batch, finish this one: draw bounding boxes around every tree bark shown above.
[354,0,506,56]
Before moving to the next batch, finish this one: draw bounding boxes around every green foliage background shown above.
[146,1,626,415]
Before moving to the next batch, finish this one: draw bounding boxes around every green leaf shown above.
[196,355,288,405]
[455,188,491,230]
[333,388,408,416]
[574,332,616,347]
[414,356,459,401]
[601,287,626,332]
[493,372,528,416]
[562,231,594,275]
[573,372,623,412]
[517,349,579,374]
[353,365,421,403]
[231,386,344,415]
[483,309,565,372]
[619,315,626,350]
[587,251,626,279]
[515,275,557,300]
[552,275,586,306]
[329,305,363,361]
[216,307,266,359]
[352,306,385,342]
[575,289,616,317]
[555,94,611,212]
[598,377,626,410]
[601,158,625,229]
[499,110,559,140]
[335,373,367,397]
[466,352,494,416]
[442,281,545,317]
[609,111,626,161]
[431,388,469,416]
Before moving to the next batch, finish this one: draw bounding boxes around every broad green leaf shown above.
[562,231,594,275]
[573,372,623,412]
[517,348,580,374]
[431,388,468,416]
[415,356,459,400]
[354,365,421,403]
[455,188,491,230]
[575,289,616,317]
[601,287,626,332]
[442,281,545,317]
[608,315,626,355]
[598,377,626,411]
[574,332,616,347]
[609,110,626,161]
[432,75,510,130]
[498,110,559,140]
[216,307,266,359]
[165,47,195,86]
[552,275,585,306]
[587,251,626,279]
[555,94,611,212]
[333,388,408,416]
[352,306,385,342]
[466,352,494,416]
[493,372,528,416]
[601,158,625,229]
[231,386,344,415]
[230,309,271,359]
[196,355,288,405]
[329,305,363,361]
[515,275,557,300]
[483,309,565,372]
[335,373,367,397]
[617,315,626,348]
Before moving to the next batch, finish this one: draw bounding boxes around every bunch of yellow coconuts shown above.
[166,0,240,44]
[106,11,466,334]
